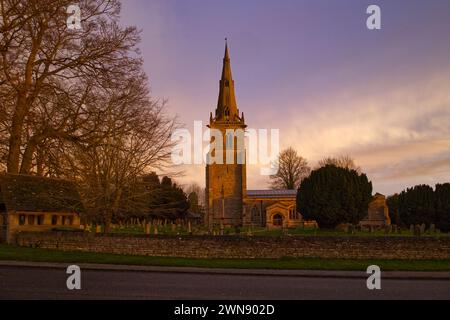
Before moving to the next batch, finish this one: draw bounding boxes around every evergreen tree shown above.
[297,165,372,228]
[386,194,402,226]
[134,174,190,221]
[397,185,435,226]
[435,183,450,232]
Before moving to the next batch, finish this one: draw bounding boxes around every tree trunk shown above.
[20,138,38,174]
[7,95,28,174]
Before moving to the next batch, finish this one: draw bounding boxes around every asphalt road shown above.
[1,265,449,300]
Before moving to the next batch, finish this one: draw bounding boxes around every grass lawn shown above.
[1,244,449,271]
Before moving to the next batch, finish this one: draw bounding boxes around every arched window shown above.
[273,213,283,227]
[226,132,234,150]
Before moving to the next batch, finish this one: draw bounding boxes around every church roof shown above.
[0,174,84,213]
[246,189,297,198]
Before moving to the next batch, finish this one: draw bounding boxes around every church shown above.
[205,43,301,230]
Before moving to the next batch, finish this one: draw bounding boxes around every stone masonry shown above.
[15,232,450,260]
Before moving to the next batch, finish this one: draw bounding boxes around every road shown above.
[1,265,449,300]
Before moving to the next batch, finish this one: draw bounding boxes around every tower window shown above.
[226,132,234,149]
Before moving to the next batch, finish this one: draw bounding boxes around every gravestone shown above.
[348,224,355,234]
[414,224,421,237]
[420,223,426,235]
[430,224,436,234]
[384,225,392,234]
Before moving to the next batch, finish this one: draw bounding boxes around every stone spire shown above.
[215,39,240,122]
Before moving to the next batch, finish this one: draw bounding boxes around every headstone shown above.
[420,223,426,235]
[348,224,354,234]
[384,225,392,235]
[96,225,101,233]
[430,224,436,234]
[410,224,414,235]
[145,222,150,235]
[414,224,421,237]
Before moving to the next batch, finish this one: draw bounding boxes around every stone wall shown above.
[14,232,450,260]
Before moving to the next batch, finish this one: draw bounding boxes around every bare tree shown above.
[270,147,311,190]
[0,0,142,173]
[318,155,361,173]
[51,72,177,231]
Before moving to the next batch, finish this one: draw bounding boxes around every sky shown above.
[120,0,450,195]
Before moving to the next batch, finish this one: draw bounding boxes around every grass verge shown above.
[1,244,450,271]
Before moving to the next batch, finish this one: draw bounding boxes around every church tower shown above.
[206,41,247,229]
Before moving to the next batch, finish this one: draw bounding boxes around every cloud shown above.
[275,69,450,194]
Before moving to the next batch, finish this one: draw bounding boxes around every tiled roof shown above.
[0,174,84,213]
[246,189,297,198]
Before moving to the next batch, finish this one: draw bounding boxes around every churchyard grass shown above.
[1,244,449,271]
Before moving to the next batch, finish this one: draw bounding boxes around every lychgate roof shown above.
[0,174,84,213]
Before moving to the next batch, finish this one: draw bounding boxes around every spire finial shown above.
[224,38,229,60]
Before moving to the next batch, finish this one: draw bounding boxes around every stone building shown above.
[205,43,300,229]
[244,190,301,229]
[0,174,83,243]
[359,193,391,229]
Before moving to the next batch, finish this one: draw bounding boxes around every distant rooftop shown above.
[246,189,297,198]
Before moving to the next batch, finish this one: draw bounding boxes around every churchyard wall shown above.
[14,232,450,260]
